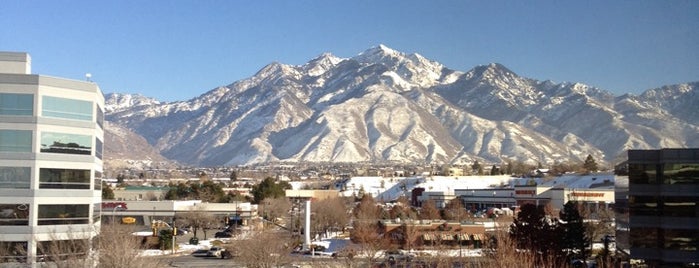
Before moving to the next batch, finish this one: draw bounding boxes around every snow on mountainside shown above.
[104,45,699,166]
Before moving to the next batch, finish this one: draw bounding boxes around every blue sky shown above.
[1,1,697,102]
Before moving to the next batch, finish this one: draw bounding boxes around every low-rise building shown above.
[378,219,487,249]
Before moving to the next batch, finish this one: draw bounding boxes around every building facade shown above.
[0,52,104,266]
[625,149,699,266]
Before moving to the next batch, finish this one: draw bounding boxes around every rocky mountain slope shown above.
[105,45,699,166]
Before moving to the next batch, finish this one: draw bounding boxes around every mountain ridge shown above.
[104,45,699,167]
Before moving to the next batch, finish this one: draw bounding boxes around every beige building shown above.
[0,52,104,266]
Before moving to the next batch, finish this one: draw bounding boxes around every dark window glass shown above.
[629,195,658,216]
[0,93,33,116]
[629,164,658,184]
[664,229,698,251]
[37,204,89,225]
[39,168,91,189]
[630,227,658,249]
[40,132,91,155]
[92,203,101,223]
[0,166,31,189]
[94,171,102,190]
[663,163,699,184]
[0,241,28,263]
[0,130,32,152]
[41,96,92,121]
[95,138,103,159]
[662,196,697,217]
[0,204,29,226]
[96,105,104,128]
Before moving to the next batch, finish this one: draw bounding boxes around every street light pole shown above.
[111,205,123,225]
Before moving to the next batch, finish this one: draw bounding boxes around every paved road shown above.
[166,254,245,268]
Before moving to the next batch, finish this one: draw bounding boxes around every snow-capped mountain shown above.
[104,45,699,166]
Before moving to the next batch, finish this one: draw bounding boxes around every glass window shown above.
[95,138,103,159]
[629,195,658,216]
[0,93,33,116]
[0,130,32,152]
[40,132,91,155]
[96,105,104,128]
[94,171,102,190]
[92,203,101,224]
[38,204,90,225]
[0,204,29,226]
[39,168,91,189]
[36,239,89,262]
[41,96,92,121]
[629,164,658,184]
[664,229,698,251]
[0,167,31,189]
[0,241,27,263]
[630,227,658,249]
[663,163,699,184]
[662,196,697,217]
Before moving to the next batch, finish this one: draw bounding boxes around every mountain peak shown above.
[304,53,343,76]
[356,44,402,61]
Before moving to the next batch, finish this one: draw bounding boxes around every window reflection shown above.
[664,229,698,251]
[629,164,658,184]
[0,130,32,152]
[38,204,89,225]
[629,195,658,216]
[0,204,29,226]
[663,164,699,184]
[0,167,30,189]
[40,132,91,155]
[39,168,91,189]
[0,93,33,116]
[41,96,92,121]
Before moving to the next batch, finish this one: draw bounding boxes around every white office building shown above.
[0,52,104,266]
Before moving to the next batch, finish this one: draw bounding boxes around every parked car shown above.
[191,249,209,257]
[207,247,226,258]
[214,231,232,238]
[384,249,415,262]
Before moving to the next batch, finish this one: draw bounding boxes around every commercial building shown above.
[414,173,616,215]
[0,52,104,266]
[624,148,699,266]
[101,200,256,228]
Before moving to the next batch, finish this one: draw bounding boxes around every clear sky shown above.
[1,1,697,102]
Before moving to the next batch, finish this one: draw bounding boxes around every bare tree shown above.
[350,219,390,265]
[260,197,291,224]
[98,225,166,268]
[311,197,350,239]
[483,231,565,268]
[443,198,467,221]
[419,199,441,220]
[179,204,217,239]
[225,230,295,268]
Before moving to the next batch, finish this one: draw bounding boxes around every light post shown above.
[111,205,123,225]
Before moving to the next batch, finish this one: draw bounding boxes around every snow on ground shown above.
[339,175,515,201]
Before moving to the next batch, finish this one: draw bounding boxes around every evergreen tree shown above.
[101,181,115,200]
[558,201,589,260]
[509,204,558,255]
[471,160,481,174]
[490,165,500,175]
[583,154,598,173]
[229,170,238,181]
[251,177,291,204]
